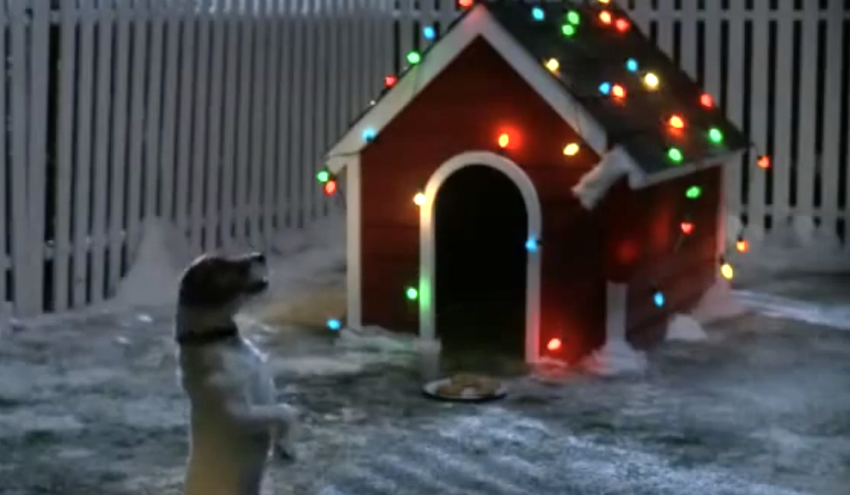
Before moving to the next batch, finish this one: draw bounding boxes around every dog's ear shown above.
[178,256,243,308]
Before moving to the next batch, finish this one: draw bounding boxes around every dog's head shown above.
[178,252,269,320]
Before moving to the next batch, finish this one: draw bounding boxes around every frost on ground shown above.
[2,218,850,494]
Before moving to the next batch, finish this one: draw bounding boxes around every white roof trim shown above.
[324,4,610,163]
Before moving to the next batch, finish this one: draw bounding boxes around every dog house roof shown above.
[324,0,749,185]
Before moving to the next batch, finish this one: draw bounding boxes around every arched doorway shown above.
[434,165,528,368]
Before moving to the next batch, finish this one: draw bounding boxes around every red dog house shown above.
[322,1,749,365]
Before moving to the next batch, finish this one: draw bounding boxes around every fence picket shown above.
[747,0,770,241]
[398,0,414,71]
[175,0,197,242]
[288,0,306,227]
[314,0,330,219]
[770,0,796,230]
[190,0,213,251]
[655,0,674,58]
[158,2,180,231]
[26,0,50,312]
[248,0,268,248]
[125,0,150,261]
[261,0,282,247]
[275,1,295,231]
[678,0,698,79]
[70,0,97,308]
[794,1,821,243]
[204,0,227,250]
[0,1,7,308]
[219,4,240,248]
[90,0,115,303]
[144,0,165,228]
[107,0,133,296]
[724,0,746,236]
[818,1,845,242]
[303,2,319,224]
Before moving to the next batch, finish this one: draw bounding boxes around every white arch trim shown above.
[419,151,543,364]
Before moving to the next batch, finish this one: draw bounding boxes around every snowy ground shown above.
[1,217,849,494]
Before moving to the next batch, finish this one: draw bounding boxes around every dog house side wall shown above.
[603,166,722,348]
[357,37,605,356]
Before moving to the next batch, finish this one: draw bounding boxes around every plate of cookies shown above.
[422,373,507,402]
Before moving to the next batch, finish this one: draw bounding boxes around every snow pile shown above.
[690,278,746,324]
[665,313,708,342]
[336,326,442,380]
[112,217,193,308]
[572,146,643,210]
[581,338,648,376]
[254,214,347,327]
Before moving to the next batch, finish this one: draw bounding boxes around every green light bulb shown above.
[405,286,418,301]
[316,169,329,183]
[406,51,421,65]
[708,128,724,144]
[668,147,683,163]
[561,24,576,37]
[685,185,702,199]
[567,10,580,25]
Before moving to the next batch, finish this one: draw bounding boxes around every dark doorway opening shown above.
[434,165,528,369]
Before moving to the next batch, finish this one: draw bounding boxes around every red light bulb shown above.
[384,75,397,88]
[323,180,337,196]
[458,0,473,9]
[757,155,771,169]
[680,221,694,235]
[700,93,714,108]
[599,11,612,24]
[615,18,630,32]
[547,338,562,351]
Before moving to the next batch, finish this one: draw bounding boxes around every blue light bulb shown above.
[422,25,436,40]
[327,318,342,331]
[362,127,377,143]
[626,58,639,72]
[599,82,611,95]
[525,238,538,252]
[531,7,545,21]
[653,291,665,308]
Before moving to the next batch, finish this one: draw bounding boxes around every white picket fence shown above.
[1,0,848,317]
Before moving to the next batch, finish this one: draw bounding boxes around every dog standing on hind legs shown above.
[176,252,297,495]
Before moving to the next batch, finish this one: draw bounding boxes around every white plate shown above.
[422,376,507,402]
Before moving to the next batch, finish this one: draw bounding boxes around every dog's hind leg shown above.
[272,404,299,461]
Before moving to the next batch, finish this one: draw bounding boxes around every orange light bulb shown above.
[458,0,473,9]
[599,11,612,24]
[413,192,426,206]
[668,115,685,129]
[736,238,749,253]
[757,155,771,169]
[497,133,510,149]
[547,338,562,351]
[611,84,626,99]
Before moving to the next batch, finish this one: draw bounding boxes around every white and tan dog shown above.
[175,252,297,495]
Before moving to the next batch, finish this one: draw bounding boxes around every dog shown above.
[175,252,297,495]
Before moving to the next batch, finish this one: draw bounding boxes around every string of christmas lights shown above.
[317,0,772,332]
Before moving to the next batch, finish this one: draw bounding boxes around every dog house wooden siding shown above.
[603,166,722,348]
[359,38,608,359]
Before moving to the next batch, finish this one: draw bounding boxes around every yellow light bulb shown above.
[545,58,560,72]
[720,262,734,280]
[563,143,580,156]
[413,192,426,206]
[643,72,659,89]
